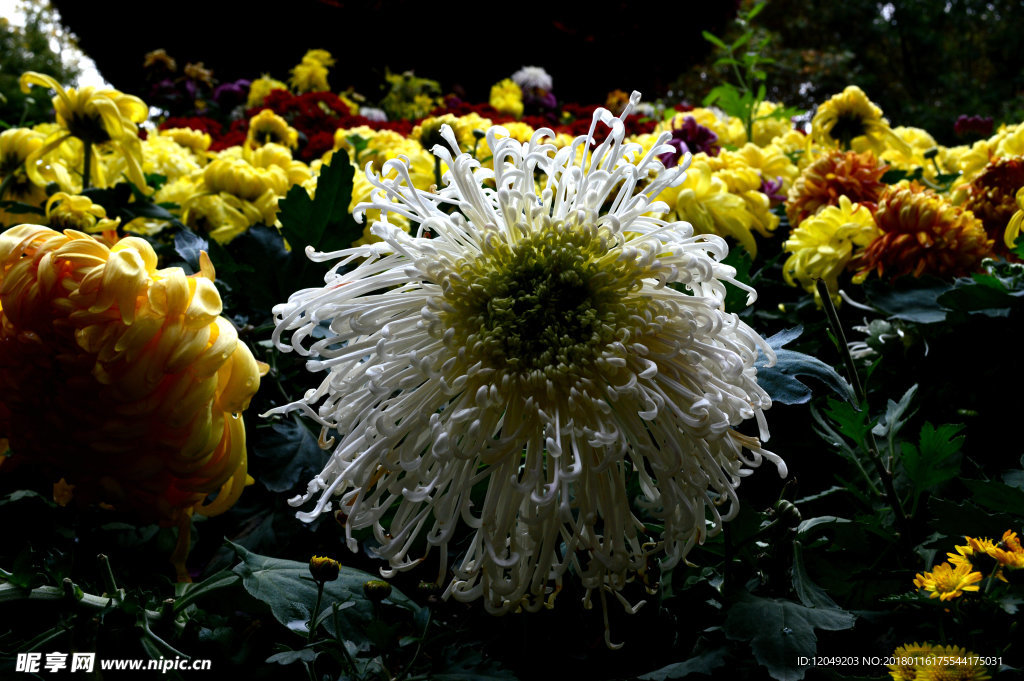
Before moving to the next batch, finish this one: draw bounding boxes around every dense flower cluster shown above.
[913,530,1024,601]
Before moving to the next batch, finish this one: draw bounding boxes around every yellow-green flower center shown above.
[441,223,644,385]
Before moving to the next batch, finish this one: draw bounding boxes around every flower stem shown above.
[816,279,911,536]
[82,141,93,191]
[308,581,324,643]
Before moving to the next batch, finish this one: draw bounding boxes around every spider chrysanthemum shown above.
[268,93,784,630]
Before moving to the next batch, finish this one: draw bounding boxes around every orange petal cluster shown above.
[855,185,994,281]
[785,149,890,228]
[961,155,1024,257]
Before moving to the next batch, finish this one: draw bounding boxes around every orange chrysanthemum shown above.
[855,185,994,282]
[0,225,263,580]
[961,155,1024,257]
[786,149,890,228]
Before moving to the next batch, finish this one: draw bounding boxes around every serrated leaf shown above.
[724,594,855,681]
[756,327,855,405]
[638,648,727,680]
[230,542,421,642]
[900,422,963,492]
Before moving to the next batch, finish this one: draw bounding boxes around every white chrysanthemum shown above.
[268,92,784,634]
[511,65,553,92]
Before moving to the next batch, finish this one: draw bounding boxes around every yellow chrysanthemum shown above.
[184,155,287,243]
[783,195,880,303]
[19,71,150,192]
[160,127,212,156]
[141,134,205,182]
[855,185,994,282]
[889,642,939,681]
[0,226,263,580]
[915,645,991,681]
[811,86,911,157]
[913,561,983,600]
[660,158,770,257]
[290,59,330,94]
[45,192,120,236]
[751,100,793,147]
[299,49,334,68]
[876,126,942,180]
[0,128,49,226]
[489,78,524,118]
[247,75,289,108]
[729,142,801,194]
[247,109,299,150]
[661,108,747,149]
[331,128,435,191]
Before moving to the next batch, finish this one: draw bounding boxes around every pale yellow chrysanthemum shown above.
[247,75,289,108]
[160,127,212,156]
[182,155,288,242]
[772,129,818,170]
[489,78,523,118]
[991,122,1024,159]
[751,100,793,147]
[730,142,801,193]
[246,142,312,187]
[660,158,772,257]
[913,561,983,601]
[783,195,880,303]
[142,134,205,182]
[875,126,942,180]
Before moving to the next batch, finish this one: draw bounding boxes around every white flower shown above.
[268,92,784,637]
[358,106,388,122]
[511,65,553,92]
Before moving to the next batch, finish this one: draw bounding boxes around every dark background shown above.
[49,0,738,106]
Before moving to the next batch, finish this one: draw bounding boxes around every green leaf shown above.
[638,648,728,679]
[862,277,952,323]
[962,480,1024,518]
[266,649,317,665]
[791,542,841,609]
[276,150,362,258]
[701,30,727,49]
[724,594,855,681]
[173,228,209,272]
[229,542,421,641]
[756,327,855,405]
[871,384,917,441]
[899,422,963,492]
[249,420,329,494]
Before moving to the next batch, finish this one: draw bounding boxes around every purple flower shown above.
[760,175,786,204]
[954,114,994,139]
[658,116,720,168]
[214,79,251,109]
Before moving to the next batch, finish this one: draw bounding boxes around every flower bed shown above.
[1,45,1022,681]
